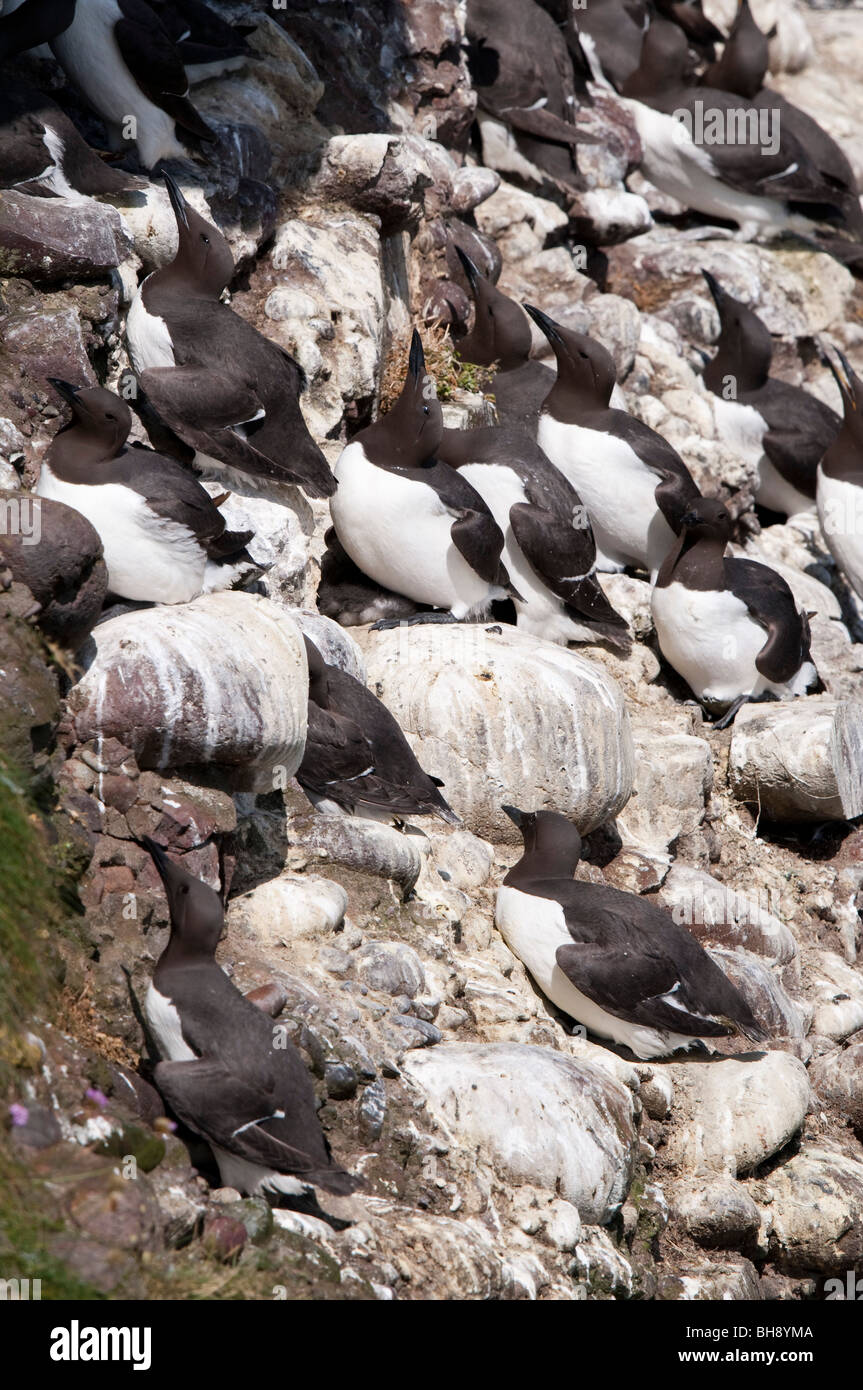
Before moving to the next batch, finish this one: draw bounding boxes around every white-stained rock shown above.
[266,210,385,438]
[357,624,634,843]
[664,1051,810,1176]
[228,873,348,946]
[752,1144,863,1275]
[356,941,427,998]
[287,810,426,897]
[615,722,712,867]
[804,950,863,1041]
[69,593,308,791]
[707,948,807,1044]
[207,487,310,607]
[426,828,494,890]
[404,1042,638,1224]
[728,699,863,822]
[288,610,367,681]
[660,865,798,964]
[809,1042,863,1131]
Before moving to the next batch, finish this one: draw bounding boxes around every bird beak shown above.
[454,244,482,294]
[501,804,525,827]
[163,171,190,229]
[408,328,426,379]
[138,835,175,886]
[523,304,563,346]
[47,378,81,406]
[821,342,857,412]
[701,269,725,308]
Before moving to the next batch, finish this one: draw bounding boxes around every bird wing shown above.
[409,460,514,592]
[760,429,819,498]
[118,445,251,557]
[115,0,213,141]
[302,702,376,791]
[509,500,629,638]
[723,556,812,683]
[153,1058,335,1175]
[554,886,762,1038]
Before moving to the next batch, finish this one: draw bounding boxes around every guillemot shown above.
[141,837,361,1205]
[702,269,840,517]
[496,806,765,1060]
[0,0,74,60]
[0,80,146,199]
[620,17,863,248]
[816,348,863,600]
[299,635,460,825]
[436,423,630,647]
[127,174,334,500]
[48,0,214,169]
[330,330,516,626]
[526,304,700,576]
[701,0,771,99]
[453,247,555,432]
[651,495,818,726]
[37,380,254,604]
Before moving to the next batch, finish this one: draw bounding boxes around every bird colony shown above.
[2,0,863,1303]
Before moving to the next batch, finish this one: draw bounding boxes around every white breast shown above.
[495,885,695,1060]
[537,414,675,574]
[459,462,589,643]
[331,441,500,618]
[817,468,863,598]
[51,0,186,168]
[126,286,176,373]
[652,580,776,703]
[36,464,206,604]
[144,983,195,1062]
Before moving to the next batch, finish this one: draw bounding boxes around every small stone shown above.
[358,1079,387,1142]
[203,1214,247,1264]
[325,1061,358,1100]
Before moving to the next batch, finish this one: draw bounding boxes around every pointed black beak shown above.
[822,344,857,412]
[408,327,426,379]
[163,171,189,229]
[454,244,482,294]
[47,378,81,406]
[523,304,563,346]
[501,804,525,827]
[138,835,176,886]
[701,269,725,309]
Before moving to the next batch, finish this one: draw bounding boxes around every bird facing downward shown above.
[140,837,361,1206]
[496,807,765,1060]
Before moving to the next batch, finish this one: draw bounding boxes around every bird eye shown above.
[423,405,429,415]
[201,234,210,245]
[105,413,115,421]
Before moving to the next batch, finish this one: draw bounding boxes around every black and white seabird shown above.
[701,0,771,100]
[46,0,214,170]
[496,806,765,1060]
[620,18,863,247]
[36,380,254,604]
[330,330,516,626]
[567,0,647,91]
[453,247,555,432]
[465,0,595,191]
[127,174,334,500]
[0,80,146,199]
[525,305,700,576]
[299,635,460,824]
[702,270,840,517]
[652,495,818,726]
[149,0,253,83]
[817,349,863,600]
[140,838,361,1203]
[436,423,630,647]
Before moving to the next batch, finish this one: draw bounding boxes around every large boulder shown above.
[728,700,863,822]
[67,593,308,791]
[752,1144,863,1276]
[0,493,107,650]
[404,1042,639,1224]
[357,624,634,843]
[664,1052,810,1177]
